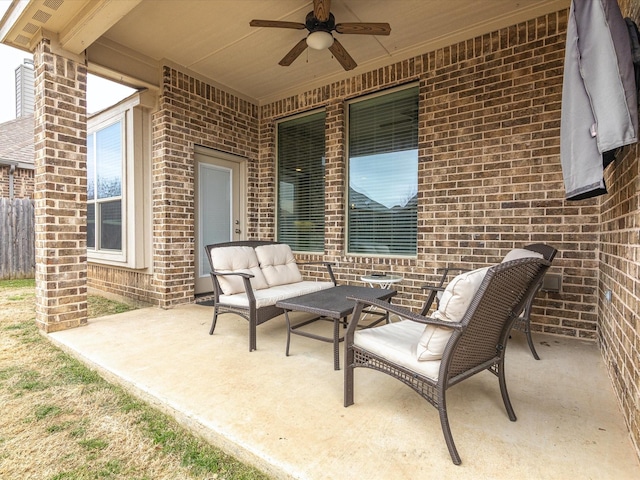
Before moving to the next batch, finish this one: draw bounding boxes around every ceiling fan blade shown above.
[250,19,306,29]
[313,0,331,22]
[335,23,391,35]
[279,38,308,66]
[329,38,357,71]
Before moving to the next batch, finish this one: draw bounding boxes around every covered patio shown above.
[49,305,640,478]
[2,0,640,472]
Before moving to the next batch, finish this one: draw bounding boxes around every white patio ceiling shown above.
[0,0,569,104]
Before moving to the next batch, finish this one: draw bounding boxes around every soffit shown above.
[1,0,570,105]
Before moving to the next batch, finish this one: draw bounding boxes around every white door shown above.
[194,147,245,294]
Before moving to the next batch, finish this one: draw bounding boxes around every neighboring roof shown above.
[0,114,34,170]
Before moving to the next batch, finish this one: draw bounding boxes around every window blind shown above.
[348,86,418,256]
[87,120,123,252]
[277,111,326,252]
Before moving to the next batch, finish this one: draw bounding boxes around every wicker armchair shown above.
[507,244,557,359]
[420,244,557,359]
[344,256,552,465]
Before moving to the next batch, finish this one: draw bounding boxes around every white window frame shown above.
[87,92,153,269]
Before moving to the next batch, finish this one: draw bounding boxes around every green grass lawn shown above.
[0,278,270,480]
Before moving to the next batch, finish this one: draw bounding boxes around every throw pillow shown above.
[416,266,490,361]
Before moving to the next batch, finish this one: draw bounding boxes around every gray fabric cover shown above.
[561,0,638,200]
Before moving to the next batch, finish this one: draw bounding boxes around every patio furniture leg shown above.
[438,391,461,465]
[284,310,292,357]
[249,319,257,352]
[285,311,345,369]
[333,318,341,370]
[344,354,355,407]
[498,357,517,421]
[344,302,363,406]
[209,307,219,335]
[525,324,541,360]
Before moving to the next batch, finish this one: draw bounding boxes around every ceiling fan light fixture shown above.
[306,30,334,50]
[250,2,390,70]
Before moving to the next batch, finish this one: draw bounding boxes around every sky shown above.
[0,43,137,124]
[0,2,136,124]
[0,43,30,123]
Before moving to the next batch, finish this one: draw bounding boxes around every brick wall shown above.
[150,68,260,307]
[599,0,640,462]
[256,116,276,241]
[32,37,88,332]
[85,69,263,307]
[599,142,640,459]
[88,264,153,307]
[259,10,592,338]
[0,166,34,198]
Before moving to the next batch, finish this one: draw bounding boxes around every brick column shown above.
[33,37,88,332]
[150,68,194,308]
[324,100,345,259]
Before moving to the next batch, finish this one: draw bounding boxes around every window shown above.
[347,86,419,256]
[277,111,326,252]
[87,120,123,252]
[87,92,152,268]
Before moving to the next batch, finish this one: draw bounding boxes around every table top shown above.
[276,285,397,319]
[360,274,403,283]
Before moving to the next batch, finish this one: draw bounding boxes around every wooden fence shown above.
[0,198,35,279]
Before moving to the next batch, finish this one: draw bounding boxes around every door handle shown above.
[235,228,241,234]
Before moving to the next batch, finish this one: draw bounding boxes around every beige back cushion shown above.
[502,248,544,262]
[209,246,269,295]
[416,266,490,361]
[255,244,303,286]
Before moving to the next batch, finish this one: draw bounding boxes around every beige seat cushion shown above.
[220,280,334,309]
[209,246,269,295]
[255,244,303,287]
[355,320,442,380]
[416,266,490,361]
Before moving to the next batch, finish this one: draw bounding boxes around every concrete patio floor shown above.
[49,304,640,479]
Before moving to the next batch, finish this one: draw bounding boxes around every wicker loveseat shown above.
[204,240,336,351]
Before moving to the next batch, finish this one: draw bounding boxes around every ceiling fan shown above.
[249,0,391,71]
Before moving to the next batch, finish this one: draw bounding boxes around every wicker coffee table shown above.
[276,285,397,370]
